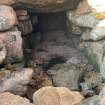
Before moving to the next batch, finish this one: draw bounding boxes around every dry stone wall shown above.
[67,0,105,79]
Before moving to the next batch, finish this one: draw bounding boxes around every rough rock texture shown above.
[82,19,105,41]
[0,68,33,96]
[76,95,99,105]
[16,10,33,35]
[77,86,105,105]
[67,0,105,77]
[80,41,105,70]
[0,92,33,105]
[0,31,23,63]
[90,19,105,41]
[13,0,82,13]
[0,0,82,12]
[26,68,53,100]
[67,12,99,28]
[0,5,17,31]
[80,70,103,95]
[33,86,84,105]
[47,60,92,90]
[0,0,15,5]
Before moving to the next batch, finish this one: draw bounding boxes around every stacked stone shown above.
[0,5,23,64]
[16,10,33,36]
[67,0,105,79]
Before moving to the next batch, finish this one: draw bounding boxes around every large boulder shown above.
[33,86,84,105]
[0,0,15,5]
[0,0,82,13]
[47,63,84,90]
[0,30,23,63]
[0,68,33,96]
[0,5,17,31]
[82,19,105,41]
[80,41,105,71]
[0,92,33,105]
[0,42,7,64]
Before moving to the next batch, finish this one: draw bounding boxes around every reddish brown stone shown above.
[0,31,23,63]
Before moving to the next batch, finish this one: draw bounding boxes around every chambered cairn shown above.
[0,0,105,105]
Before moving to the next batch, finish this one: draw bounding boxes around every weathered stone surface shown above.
[16,10,28,16]
[67,22,82,35]
[0,0,14,5]
[80,70,102,94]
[80,41,105,71]
[0,31,23,63]
[16,10,33,35]
[100,55,105,79]
[0,0,82,12]
[98,86,105,105]
[74,0,91,16]
[47,63,83,90]
[82,19,105,41]
[81,29,92,41]
[90,19,105,41]
[0,92,33,105]
[76,95,99,105]
[67,0,99,29]
[13,0,82,13]
[77,86,105,105]
[0,5,17,31]
[0,68,33,95]
[67,12,99,28]
[33,86,84,105]
[18,20,33,35]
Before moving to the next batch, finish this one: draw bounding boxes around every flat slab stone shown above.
[1,0,82,13]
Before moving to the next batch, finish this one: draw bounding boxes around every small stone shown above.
[81,29,92,41]
[18,15,30,21]
[18,20,33,35]
[47,63,82,90]
[16,10,28,16]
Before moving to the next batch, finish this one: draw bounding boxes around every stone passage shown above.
[0,0,105,105]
